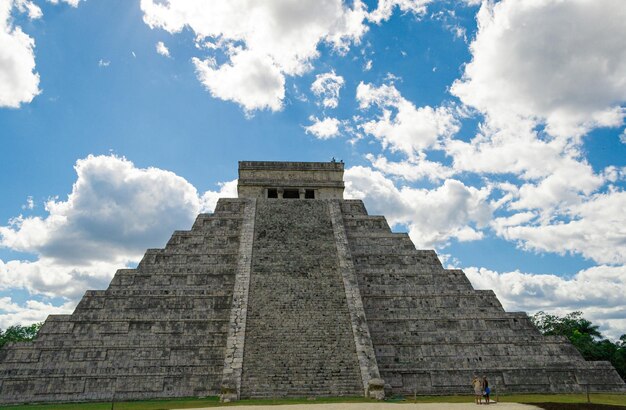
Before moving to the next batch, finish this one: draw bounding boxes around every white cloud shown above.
[304,116,341,139]
[620,129,626,144]
[444,121,607,213]
[345,166,491,248]
[0,258,125,299]
[511,167,603,211]
[311,70,344,109]
[155,41,170,57]
[356,82,459,157]
[466,265,626,340]
[193,51,285,113]
[603,166,626,184]
[495,190,626,265]
[451,0,626,138]
[0,155,202,265]
[199,179,238,213]
[21,195,34,210]
[14,0,41,18]
[0,296,74,329]
[365,153,455,182]
[141,0,370,112]
[446,122,581,180]
[368,0,432,24]
[0,0,41,108]
[98,59,110,67]
[140,0,435,113]
[46,0,81,7]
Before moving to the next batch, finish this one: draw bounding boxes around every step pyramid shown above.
[1,161,624,404]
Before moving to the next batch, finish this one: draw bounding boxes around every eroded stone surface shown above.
[0,162,624,404]
[220,199,257,402]
[239,199,363,398]
[329,200,382,398]
[339,199,625,395]
[0,199,246,403]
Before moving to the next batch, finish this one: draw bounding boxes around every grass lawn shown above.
[0,394,624,409]
[0,396,369,410]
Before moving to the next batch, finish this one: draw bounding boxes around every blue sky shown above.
[1,0,625,338]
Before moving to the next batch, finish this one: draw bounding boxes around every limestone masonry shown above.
[1,161,624,404]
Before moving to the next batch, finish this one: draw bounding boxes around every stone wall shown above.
[0,199,246,404]
[339,199,625,395]
[238,161,345,199]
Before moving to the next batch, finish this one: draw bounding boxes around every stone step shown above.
[240,200,363,398]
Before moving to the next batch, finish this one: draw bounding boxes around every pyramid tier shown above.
[340,200,625,394]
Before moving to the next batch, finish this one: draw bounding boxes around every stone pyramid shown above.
[1,161,624,404]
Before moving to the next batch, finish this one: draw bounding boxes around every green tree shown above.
[612,334,626,381]
[530,311,626,381]
[0,322,43,349]
[531,311,601,338]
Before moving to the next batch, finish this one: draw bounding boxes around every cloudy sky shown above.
[1,0,625,338]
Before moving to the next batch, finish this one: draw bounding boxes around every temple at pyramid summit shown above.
[1,161,624,404]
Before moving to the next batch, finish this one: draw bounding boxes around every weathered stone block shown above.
[0,162,624,405]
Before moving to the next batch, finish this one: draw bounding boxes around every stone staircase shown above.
[240,199,363,398]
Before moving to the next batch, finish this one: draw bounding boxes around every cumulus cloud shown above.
[446,122,578,180]
[0,0,41,108]
[199,179,238,213]
[155,41,170,57]
[356,82,459,157]
[495,190,626,265]
[444,120,607,215]
[511,168,603,212]
[14,0,41,18]
[368,0,432,24]
[446,125,619,264]
[345,166,491,248]
[193,51,285,113]
[141,0,369,112]
[304,116,341,139]
[365,153,455,182]
[0,258,125,299]
[140,0,435,112]
[0,296,74,329]
[451,0,626,138]
[0,155,202,265]
[311,70,344,109]
[466,265,626,339]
